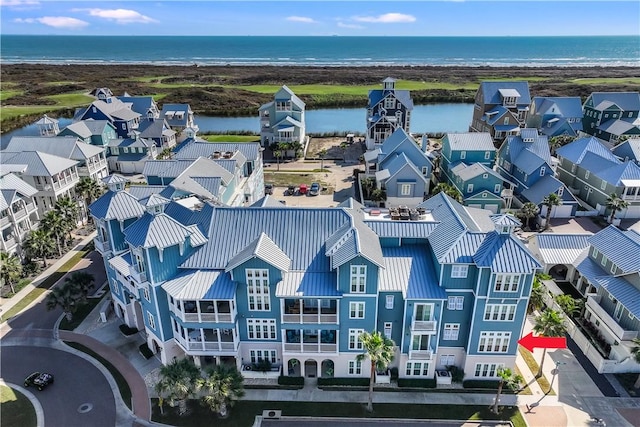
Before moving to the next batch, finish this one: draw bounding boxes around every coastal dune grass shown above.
[203,134,260,142]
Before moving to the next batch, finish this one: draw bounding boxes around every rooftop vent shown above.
[223,151,233,159]
[212,151,221,159]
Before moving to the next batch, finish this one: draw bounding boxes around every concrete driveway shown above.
[547,217,605,234]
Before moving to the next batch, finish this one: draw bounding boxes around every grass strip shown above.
[518,346,555,395]
[59,292,107,331]
[514,366,533,395]
[0,384,37,427]
[202,134,260,142]
[152,400,524,427]
[0,288,47,323]
[64,341,133,410]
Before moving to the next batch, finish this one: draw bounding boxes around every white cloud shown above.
[74,8,157,24]
[15,16,88,28]
[353,13,416,24]
[286,16,317,24]
[1,0,39,7]
[337,22,364,30]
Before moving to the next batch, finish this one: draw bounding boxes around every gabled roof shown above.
[102,174,128,185]
[327,213,385,270]
[128,185,167,200]
[66,119,115,137]
[595,275,640,318]
[368,82,414,110]
[117,95,157,116]
[161,104,193,127]
[137,119,176,139]
[379,246,446,300]
[501,129,551,172]
[274,85,305,109]
[597,160,640,186]
[532,233,592,266]
[588,226,640,273]
[0,172,38,200]
[450,162,504,182]
[89,190,145,221]
[473,231,542,273]
[162,269,236,300]
[490,214,521,227]
[379,152,428,184]
[444,132,495,152]
[124,212,207,249]
[109,136,154,148]
[5,136,105,161]
[531,96,584,118]
[587,92,640,112]
[440,232,486,263]
[480,81,531,106]
[521,175,573,205]
[2,151,78,176]
[225,232,291,272]
[143,159,194,178]
[598,119,640,136]
[275,272,341,298]
[612,137,640,161]
[574,252,607,287]
[250,195,286,207]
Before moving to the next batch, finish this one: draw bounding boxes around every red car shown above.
[298,184,308,195]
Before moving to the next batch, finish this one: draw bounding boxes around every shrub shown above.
[397,378,436,388]
[139,343,154,359]
[463,379,500,389]
[390,367,399,381]
[447,365,465,383]
[277,376,304,386]
[119,324,138,336]
[317,377,369,387]
[253,358,273,372]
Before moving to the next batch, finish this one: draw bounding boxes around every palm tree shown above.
[432,183,462,203]
[64,271,95,305]
[542,193,561,230]
[273,150,282,171]
[75,177,104,223]
[605,193,629,223]
[196,364,245,418]
[46,281,79,321]
[520,202,540,231]
[0,252,23,294]
[41,210,65,256]
[340,142,348,162]
[548,135,575,155]
[533,309,566,377]
[631,338,640,389]
[356,331,395,412]
[492,367,523,414]
[55,196,80,240]
[23,229,55,268]
[527,276,545,314]
[318,148,327,171]
[155,357,200,416]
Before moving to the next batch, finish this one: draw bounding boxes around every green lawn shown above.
[1,385,37,427]
[0,89,23,101]
[44,92,94,105]
[571,77,640,85]
[518,346,555,395]
[203,134,260,142]
[152,400,525,427]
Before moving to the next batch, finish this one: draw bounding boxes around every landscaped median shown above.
[518,345,555,395]
[0,384,37,427]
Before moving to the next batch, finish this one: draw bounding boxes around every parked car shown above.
[309,182,320,196]
[264,183,273,195]
[298,184,308,195]
[24,372,54,390]
[285,185,296,196]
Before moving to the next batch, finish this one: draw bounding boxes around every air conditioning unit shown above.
[262,410,282,419]
[44,185,52,191]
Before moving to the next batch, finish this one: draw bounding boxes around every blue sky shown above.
[1,1,639,36]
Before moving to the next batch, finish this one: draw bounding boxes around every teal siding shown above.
[440,264,478,290]
[338,295,377,352]
[402,300,443,353]
[109,217,138,253]
[467,298,527,356]
[439,293,473,347]
[147,243,196,284]
[337,257,379,295]
[379,237,401,247]
[377,292,404,345]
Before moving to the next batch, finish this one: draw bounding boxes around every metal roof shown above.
[0,172,38,198]
[89,190,145,221]
[173,141,260,162]
[440,232,486,263]
[596,276,640,318]
[613,138,640,161]
[574,253,607,286]
[490,214,521,227]
[588,92,640,112]
[531,96,584,119]
[588,226,640,273]
[597,161,640,186]
[520,175,568,205]
[162,270,236,300]
[480,81,531,106]
[556,136,620,165]
[124,212,207,250]
[473,232,542,273]
[380,246,446,300]
[532,234,591,265]
[128,185,167,200]
[450,162,503,182]
[6,136,105,161]
[2,151,78,176]
[143,159,194,178]
[363,221,437,239]
[225,232,291,272]
[501,129,552,173]
[275,272,341,297]
[250,195,286,207]
[444,133,495,152]
[108,252,133,277]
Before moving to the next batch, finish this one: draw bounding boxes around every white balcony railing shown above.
[176,336,238,353]
[281,313,338,324]
[408,349,433,360]
[586,296,638,341]
[0,217,9,227]
[411,320,437,333]
[94,237,111,253]
[2,237,17,250]
[283,343,337,353]
[128,265,147,284]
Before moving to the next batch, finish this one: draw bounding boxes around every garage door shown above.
[551,204,574,218]
[621,205,640,219]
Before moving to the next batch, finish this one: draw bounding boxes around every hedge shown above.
[119,324,138,336]
[463,380,500,389]
[317,377,369,387]
[397,378,436,388]
[278,376,304,386]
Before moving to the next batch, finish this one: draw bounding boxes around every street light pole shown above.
[548,361,566,394]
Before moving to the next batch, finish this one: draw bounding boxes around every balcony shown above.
[0,217,9,228]
[282,299,338,324]
[411,320,437,333]
[12,208,27,220]
[94,237,111,254]
[128,265,147,284]
[171,300,236,324]
[408,349,433,360]
[586,296,638,341]
[283,330,337,354]
[176,328,238,353]
[2,237,17,251]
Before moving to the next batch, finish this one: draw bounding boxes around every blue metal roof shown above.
[533,233,591,265]
[556,137,620,165]
[597,161,640,186]
[588,92,640,112]
[531,96,584,120]
[143,160,194,178]
[380,246,446,300]
[501,129,552,173]
[588,226,640,273]
[596,276,640,318]
[520,175,568,205]
[276,272,341,297]
[128,185,167,200]
[164,201,198,226]
[474,232,541,273]
[441,233,485,263]
[226,232,291,272]
[191,177,222,198]
[173,141,260,162]
[124,212,207,249]
[480,81,531,106]
[575,255,608,287]
[613,138,640,161]
[364,221,437,239]
[89,190,145,221]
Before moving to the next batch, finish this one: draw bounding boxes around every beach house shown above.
[365,78,414,150]
[526,96,584,138]
[74,88,142,139]
[612,137,640,166]
[0,169,40,257]
[259,86,306,149]
[582,92,640,147]
[160,104,199,143]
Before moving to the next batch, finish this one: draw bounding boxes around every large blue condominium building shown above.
[91,175,540,381]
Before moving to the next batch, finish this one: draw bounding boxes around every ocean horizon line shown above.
[2,34,638,38]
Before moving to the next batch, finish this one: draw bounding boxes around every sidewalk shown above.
[0,231,97,316]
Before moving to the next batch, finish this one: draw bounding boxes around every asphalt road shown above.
[1,346,116,427]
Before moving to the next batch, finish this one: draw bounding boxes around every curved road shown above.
[1,346,116,427]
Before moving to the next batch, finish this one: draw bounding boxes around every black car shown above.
[264,183,273,195]
[24,372,54,391]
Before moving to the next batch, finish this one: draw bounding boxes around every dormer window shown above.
[384,96,395,110]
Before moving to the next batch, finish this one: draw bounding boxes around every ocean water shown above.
[1,35,638,67]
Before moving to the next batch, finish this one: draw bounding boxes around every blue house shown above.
[364,129,432,207]
[448,163,508,213]
[365,78,414,150]
[91,180,541,382]
[74,88,141,138]
[60,120,118,148]
[137,119,177,149]
[497,128,577,217]
[582,92,640,147]
[613,137,640,166]
[259,86,306,148]
[107,134,158,174]
[526,96,584,137]
[160,104,199,143]
[118,93,160,121]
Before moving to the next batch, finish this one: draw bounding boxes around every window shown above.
[451,265,468,278]
[460,151,466,160]
[483,173,489,179]
[614,302,623,320]
[348,360,362,375]
[250,350,277,364]
[384,96,395,109]
[601,254,607,267]
[600,180,607,191]
[400,184,412,196]
[422,166,429,175]
[571,164,577,173]
[349,302,365,319]
[349,329,365,350]
[540,167,546,176]
[247,319,277,340]
[350,266,366,293]
[246,269,270,311]
[478,331,511,353]
[122,123,126,130]
[405,362,429,376]
[474,363,504,377]
[485,151,491,160]
[494,184,501,193]
[558,187,564,197]
[447,296,464,310]
[585,171,590,179]
[610,263,616,274]
[440,354,455,367]
[443,323,460,340]
[467,184,474,194]
[592,248,599,258]
[384,322,393,339]
[494,274,520,292]
[484,304,517,321]
[385,295,394,309]
[134,252,145,273]
[147,312,156,329]
[142,287,150,302]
